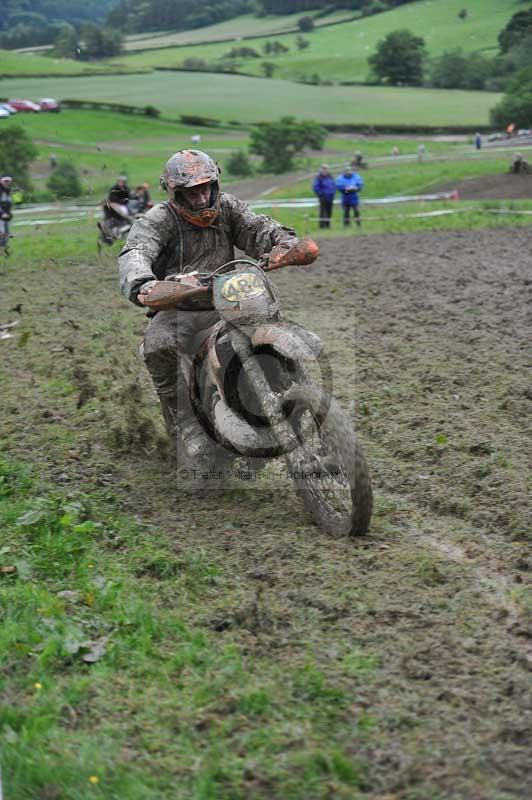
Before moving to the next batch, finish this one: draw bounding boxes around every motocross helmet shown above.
[160,149,220,227]
[0,176,13,186]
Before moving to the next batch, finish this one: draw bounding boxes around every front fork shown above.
[229,326,301,456]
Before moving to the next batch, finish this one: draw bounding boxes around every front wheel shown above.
[284,384,372,536]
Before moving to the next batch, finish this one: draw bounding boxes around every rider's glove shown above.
[138,280,158,296]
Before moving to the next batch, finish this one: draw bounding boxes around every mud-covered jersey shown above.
[118,191,298,304]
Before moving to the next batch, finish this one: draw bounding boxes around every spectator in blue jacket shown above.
[312,164,336,229]
[335,166,364,227]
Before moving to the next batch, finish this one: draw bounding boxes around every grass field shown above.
[0,107,511,204]
[270,153,516,200]
[1,0,523,85]
[0,73,501,126]
[105,0,523,82]
[0,110,241,147]
[122,10,356,51]
[1,211,531,798]
[3,107,522,204]
[0,48,141,77]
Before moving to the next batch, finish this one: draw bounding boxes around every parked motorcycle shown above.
[143,237,373,537]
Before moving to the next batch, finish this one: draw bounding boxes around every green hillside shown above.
[105,0,527,82]
[0,73,500,126]
[2,0,528,81]
[0,48,137,76]
[123,9,355,51]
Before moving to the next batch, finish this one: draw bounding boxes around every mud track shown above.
[2,227,531,797]
[436,171,532,200]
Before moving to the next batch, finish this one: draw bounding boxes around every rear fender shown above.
[251,323,322,361]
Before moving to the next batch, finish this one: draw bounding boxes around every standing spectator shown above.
[312,164,336,229]
[0,176,13,250]
[335,165,364,228]
[417,143,426,162]
[474,132,482,150]
[391,145,400,158]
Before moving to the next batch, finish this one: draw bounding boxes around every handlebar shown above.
[141,236,319,310]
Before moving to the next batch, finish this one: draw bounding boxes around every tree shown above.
[80,23,123,59]
[223,46,260,58]
[498,9,532,54]
[53,24,79,59]
[298,16,315,32]
[261,61,276,77]
[490,67,532,129]
[430,49,492,90]
[263,40,289,55]
[226,150,253,177]
[458,8,468,20]
[494,33,532,85]
[0,125,38,192]
[249,116,327,173]
[46,160,83,199]
[296,35,310,50]
[369,29,426,85]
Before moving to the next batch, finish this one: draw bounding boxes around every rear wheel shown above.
[284,384,372,536]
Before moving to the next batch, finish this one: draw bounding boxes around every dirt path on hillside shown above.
[436,171,532,200]
[1,227,531,798]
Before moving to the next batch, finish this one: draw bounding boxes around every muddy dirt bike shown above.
[97,197,151,252]
[144,237,373,537]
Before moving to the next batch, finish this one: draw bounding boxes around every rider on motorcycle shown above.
[118,149,298,465]
[107,176,131,219]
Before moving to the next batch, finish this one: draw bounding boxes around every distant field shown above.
[0,110,230,146]
[0,48,137,77]
[107,0,523,82]
[270,154,514,201]
[0,73,501,126]
[1,0,523,82]
[123,10,355,51]
[0,109,249,200]
[6,108,500,204]
[0,49,99,77]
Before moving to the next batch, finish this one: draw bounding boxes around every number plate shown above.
[220,272,266,302]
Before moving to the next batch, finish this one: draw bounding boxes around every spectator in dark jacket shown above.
[312,164,336,228]
[335,166,364,228]
[0,176,13,246]
[108,176,130,207]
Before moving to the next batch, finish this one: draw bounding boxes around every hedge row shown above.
[61,99,160,116]
[322,123,494,134]
[0,70,148,80]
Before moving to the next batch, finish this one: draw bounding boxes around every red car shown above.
[39,98,61,113]
[8,99,41,112]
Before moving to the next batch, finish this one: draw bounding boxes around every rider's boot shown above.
[158,390,228,472]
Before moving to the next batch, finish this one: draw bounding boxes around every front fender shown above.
[251,323,322,361]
